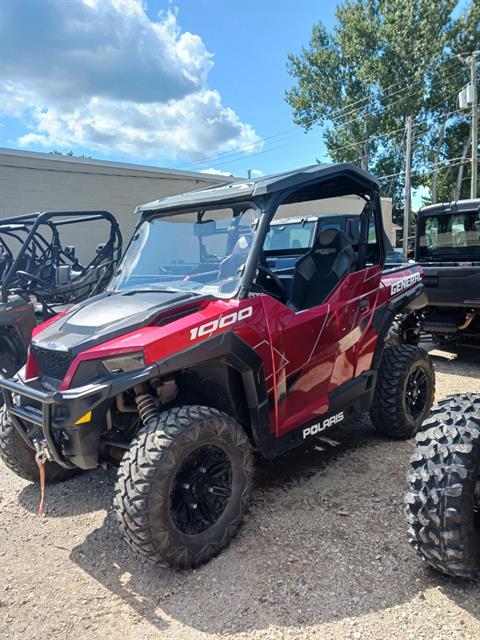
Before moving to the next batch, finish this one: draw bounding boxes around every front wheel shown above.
[114,405,254,569]
[405,394,480,578]
[370,344,435,439]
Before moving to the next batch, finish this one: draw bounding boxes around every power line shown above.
[173,67,466,172]
[377,155,468,182]
[387,128,406,197]
[177,104,466,173]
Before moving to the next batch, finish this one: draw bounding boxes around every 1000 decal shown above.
[190,306,253,341]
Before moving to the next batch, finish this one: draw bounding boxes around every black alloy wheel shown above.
[405,365,430,421]
[170,445,232,535]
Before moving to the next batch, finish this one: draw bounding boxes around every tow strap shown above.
[35,451,47,517]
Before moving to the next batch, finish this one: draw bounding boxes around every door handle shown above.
[359,299,370,312]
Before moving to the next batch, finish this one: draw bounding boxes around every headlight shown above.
[102,352,145,374]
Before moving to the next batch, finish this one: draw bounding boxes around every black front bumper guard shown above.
[0,376,110,469]
[0,363,159,468]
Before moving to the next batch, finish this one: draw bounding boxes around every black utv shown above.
[392,199,480,346]
[0,210,122,379]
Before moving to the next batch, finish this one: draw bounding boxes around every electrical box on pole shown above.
[459,85,469,109]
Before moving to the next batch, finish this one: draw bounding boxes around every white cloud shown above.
[250,169,264,178]
[200,168,235,177]
[0,0,261,161]
[18,90,260,160]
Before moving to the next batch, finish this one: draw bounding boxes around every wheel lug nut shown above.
[183,483,190,490]
[200,467,207,473]
[208,487,213,493]
[191,503,198,509]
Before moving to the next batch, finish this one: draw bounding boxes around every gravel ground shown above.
[1,343,480,640]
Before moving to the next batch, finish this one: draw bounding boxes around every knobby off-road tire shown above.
[385,312,421,348]
[405,394,480,579]
[0,407,76,483]
[370,344,435,439]
[114,405,254,569]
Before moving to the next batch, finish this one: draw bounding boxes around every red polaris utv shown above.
[0,164,435,568]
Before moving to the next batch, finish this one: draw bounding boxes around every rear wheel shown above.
[0,407,76,483]
[114,405,254,569]
[405,394,480,578]
[385,312,421,347]
[370,344,435,439]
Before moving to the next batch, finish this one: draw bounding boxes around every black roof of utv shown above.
[136,163,380,216]
[418,199,480,216]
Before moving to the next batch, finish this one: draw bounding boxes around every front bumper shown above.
[0,376,110,469]
[0,364,158,469]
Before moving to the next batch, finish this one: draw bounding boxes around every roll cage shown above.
[134,163,386,300]
[0,210,122,306]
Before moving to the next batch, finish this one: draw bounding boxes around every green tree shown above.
[286,0,479,224]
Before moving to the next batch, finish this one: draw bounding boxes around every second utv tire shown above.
[370,344,435,439]
[114,405,254,569]
[385,311,421,348]
[405,394,480,579]
[0,407,76,483]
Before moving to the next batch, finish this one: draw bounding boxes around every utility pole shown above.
[403,115,413,258]
[458,51,478,199]
[471,53,478,199]
[361,123,369,171]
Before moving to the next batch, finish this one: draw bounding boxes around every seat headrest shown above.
[316,228,352,251]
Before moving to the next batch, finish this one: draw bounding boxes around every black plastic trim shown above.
[257,371,376,458]
[371,282,426,370]
[156,331,271,448]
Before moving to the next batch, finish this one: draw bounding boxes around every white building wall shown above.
[0,148,229,260]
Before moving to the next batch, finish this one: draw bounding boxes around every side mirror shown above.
[194,220,217,237]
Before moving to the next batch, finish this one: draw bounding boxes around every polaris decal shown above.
[302,411,344,439]
[190,306,254,341]
[390,272,421,295]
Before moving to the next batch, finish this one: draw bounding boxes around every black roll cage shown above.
[0,210,122,303]
[414,200,480,261]
[135,172,385,301]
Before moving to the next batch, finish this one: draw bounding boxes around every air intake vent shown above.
[33,347,72,381]
[155,305,203,327]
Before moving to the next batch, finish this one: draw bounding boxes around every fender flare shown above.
[371,282,426,370]
[154,331,271,451]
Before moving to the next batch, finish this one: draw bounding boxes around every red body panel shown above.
[32,262,424,440]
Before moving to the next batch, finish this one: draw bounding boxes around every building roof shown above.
[0,146,232,183]
[137,163,379,215]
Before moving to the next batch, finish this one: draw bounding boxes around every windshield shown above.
[418,210,480,261]
[109,207,256,296]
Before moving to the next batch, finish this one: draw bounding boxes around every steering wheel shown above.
[255,263,286,303]
[16,270,50,289]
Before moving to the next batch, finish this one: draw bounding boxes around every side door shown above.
[263,265,381,437]
[263,203,383,437]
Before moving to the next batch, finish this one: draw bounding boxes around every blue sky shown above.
[151,0,339,176]
[0,0,339,178]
